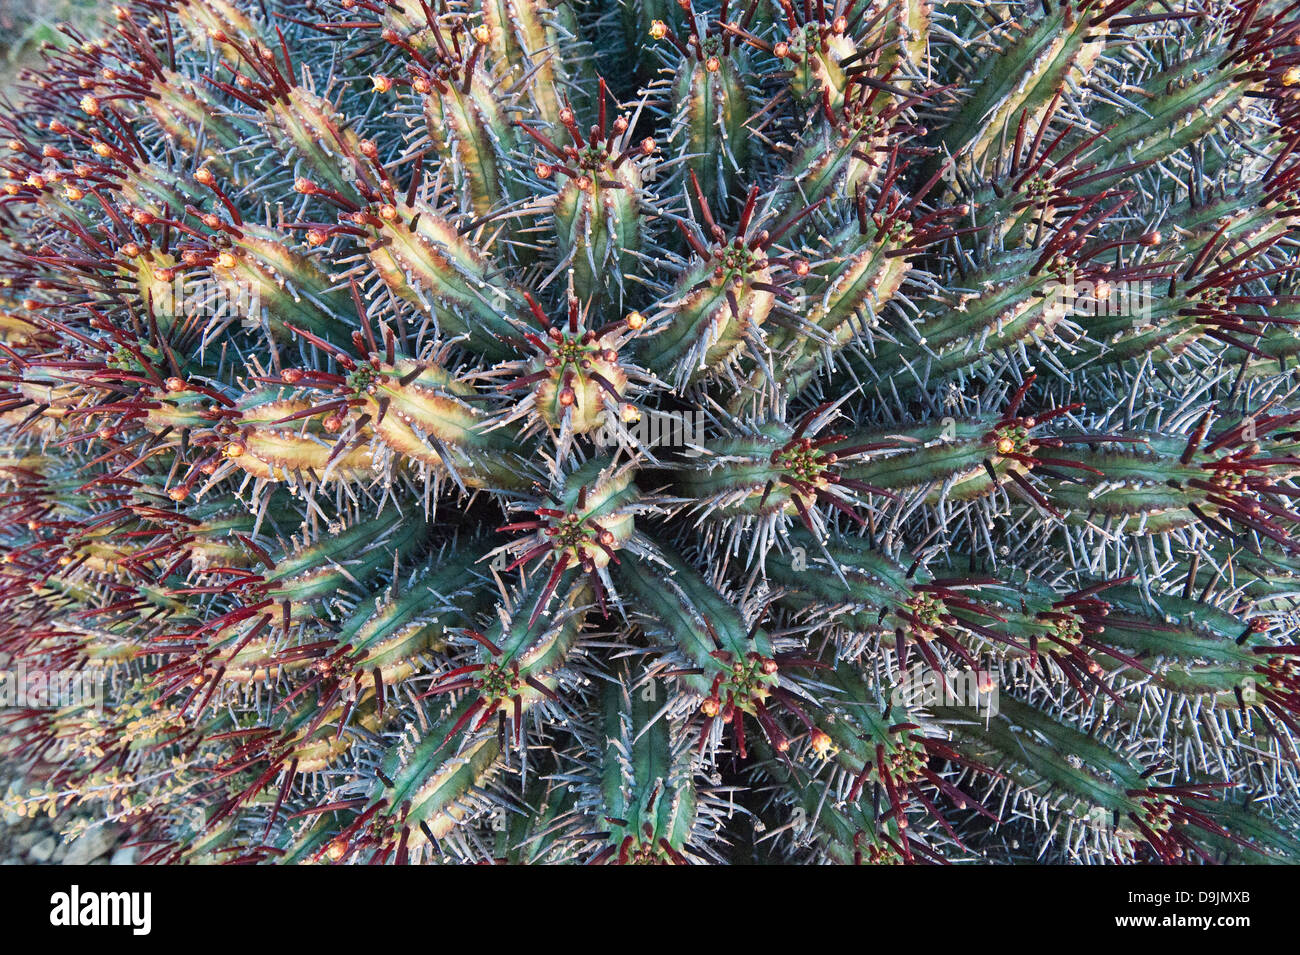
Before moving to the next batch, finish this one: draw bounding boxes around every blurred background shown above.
[0,0,98,99]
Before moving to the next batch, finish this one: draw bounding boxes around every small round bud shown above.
[473,24,491,44]
[705,56,721,72]
[774,41,790,58]
[165,377,185,392]
[282,368,304,384]
[371,75,393,93]
[294,176,318,195]
[535,162,553,179]
[649,20,668,39]
[80,96,101,116]
[323,414,345,433]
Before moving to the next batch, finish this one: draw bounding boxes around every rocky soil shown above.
[1,763,134,865]
[0,729,134,865]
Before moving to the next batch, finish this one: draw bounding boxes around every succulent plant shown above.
[1,0,1300,865]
